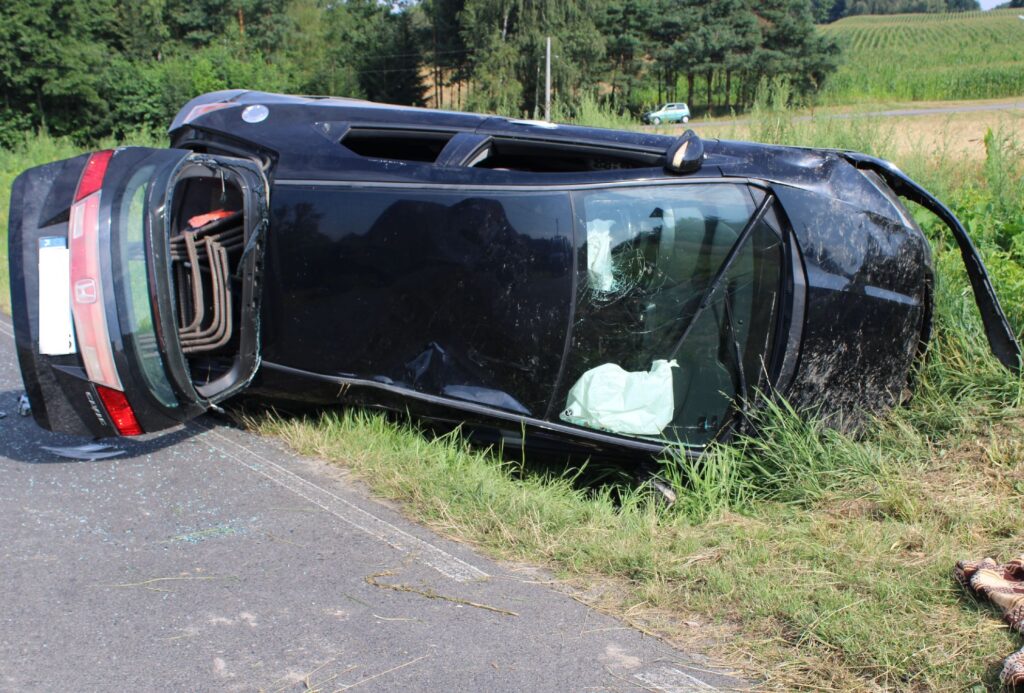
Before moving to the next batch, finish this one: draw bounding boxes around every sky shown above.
[978,0,1004,8]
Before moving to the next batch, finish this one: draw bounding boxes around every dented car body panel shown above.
[8,90,1018,459]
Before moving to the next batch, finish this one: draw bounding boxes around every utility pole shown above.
[544,36,552,122]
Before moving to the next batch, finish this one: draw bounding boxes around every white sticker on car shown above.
[38,237,76,355]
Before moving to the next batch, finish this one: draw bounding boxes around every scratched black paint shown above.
[260,186,574,416]
[772,185,929,426]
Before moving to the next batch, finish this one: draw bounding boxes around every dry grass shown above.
[680,104,1024,163]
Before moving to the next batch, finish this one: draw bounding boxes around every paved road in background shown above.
[681,99,1024,129]
[0,315,745,692]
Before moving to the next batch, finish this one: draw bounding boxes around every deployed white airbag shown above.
[561,359,678,435]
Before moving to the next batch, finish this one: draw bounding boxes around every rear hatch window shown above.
[117,165,178,407]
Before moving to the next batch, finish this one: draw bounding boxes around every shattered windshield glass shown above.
[559,183,782,445]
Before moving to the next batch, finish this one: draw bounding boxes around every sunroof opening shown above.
[468,139,659,173]
[341,128,454,163]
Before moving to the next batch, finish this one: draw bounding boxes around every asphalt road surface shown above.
[0,314,746,692]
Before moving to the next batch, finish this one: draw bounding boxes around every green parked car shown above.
[642,102,690,125]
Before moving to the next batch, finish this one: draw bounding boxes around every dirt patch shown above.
[679,102,1024,162]
[887,110,1024,162]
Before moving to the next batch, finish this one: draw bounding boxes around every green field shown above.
[821,9,1024,103]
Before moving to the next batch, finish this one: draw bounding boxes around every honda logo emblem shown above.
[74,278,97,304]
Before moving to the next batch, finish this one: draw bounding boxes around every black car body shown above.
[8,90,1020,459]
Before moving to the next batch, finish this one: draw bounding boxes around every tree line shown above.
[454,0,839,119]
[811,0,980,23]
[1,0,841,146]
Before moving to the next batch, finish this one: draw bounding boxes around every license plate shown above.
[38,237,76,355]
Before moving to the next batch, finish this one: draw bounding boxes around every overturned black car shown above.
[8,91,1021,459]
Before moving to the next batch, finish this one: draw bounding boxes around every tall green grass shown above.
[820,9,1024,104]
[553,94,642,130]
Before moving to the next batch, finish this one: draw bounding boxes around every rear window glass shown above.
[469,139,657,172]
[118,166,178,407]
[341,128,453,163]
[558,183,782,445]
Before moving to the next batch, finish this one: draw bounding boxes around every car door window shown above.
[558,183,783,445]
[264,186,575,416]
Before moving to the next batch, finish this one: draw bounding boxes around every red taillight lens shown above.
[96,385,143,436]
[182,102,233,125]
[69,149,144,436]
[75,149,113,202]
[69,150,123,393]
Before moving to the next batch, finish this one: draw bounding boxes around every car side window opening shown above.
[559,183,783,445]
[341,128,454,163]
[468,139,658,173]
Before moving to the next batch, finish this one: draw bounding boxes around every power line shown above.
[350,65,435,74]
[358,47,474,60]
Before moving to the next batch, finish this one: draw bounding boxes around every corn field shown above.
[820,9,1024,103]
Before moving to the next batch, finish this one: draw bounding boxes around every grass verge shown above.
[259,398,1024,689]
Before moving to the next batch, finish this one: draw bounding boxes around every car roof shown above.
[172,90,672,152]
[168,90,885,210]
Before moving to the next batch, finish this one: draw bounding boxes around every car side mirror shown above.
[664,130,703,174]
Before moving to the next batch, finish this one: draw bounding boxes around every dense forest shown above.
[1,0,1005,146]
[1,0,845,145]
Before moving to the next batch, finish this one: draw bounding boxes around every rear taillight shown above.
[75,149,113,202]
[70,150,121,391]
[68,150,142,436]
[96,385,143,436]
[182,102,233,125]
